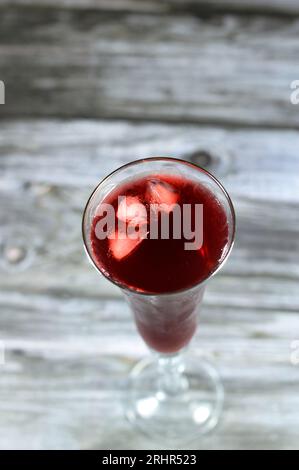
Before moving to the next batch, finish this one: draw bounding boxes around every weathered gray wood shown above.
[1,0,299,447]
[0,306,299,449]
[0,119,298,305]
[0,6,298,126]
[2,0,299,16]
[0,118,299,448]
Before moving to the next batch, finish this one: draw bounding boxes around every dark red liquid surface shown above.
[91,174,228,294]
[90,174,229,353]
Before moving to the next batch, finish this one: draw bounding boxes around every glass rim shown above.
[82,156,236,297]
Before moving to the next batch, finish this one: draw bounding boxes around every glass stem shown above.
[157,352,188,397]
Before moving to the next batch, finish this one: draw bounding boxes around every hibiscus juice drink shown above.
[90,174,229,354]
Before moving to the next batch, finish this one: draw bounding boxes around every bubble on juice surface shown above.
[146,178,179,213]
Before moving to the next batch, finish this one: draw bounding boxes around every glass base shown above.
[126,352,224,445]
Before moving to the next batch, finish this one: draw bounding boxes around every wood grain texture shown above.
[0,119,299,302]
[0,307,299,450]
[2,0,299,15]
[0,6,298,126]
[0,119,299,449]
[1,0,299,450]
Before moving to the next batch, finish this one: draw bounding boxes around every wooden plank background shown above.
[0,0,299,450]
[1,3,299,126]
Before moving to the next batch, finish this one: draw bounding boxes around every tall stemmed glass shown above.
[82,157,235,443]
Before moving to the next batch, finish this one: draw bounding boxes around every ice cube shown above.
[117,196,147,224]
[109,230,143,261]
[147,179,179,213]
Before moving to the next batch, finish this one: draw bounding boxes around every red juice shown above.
[90,174,229,353]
